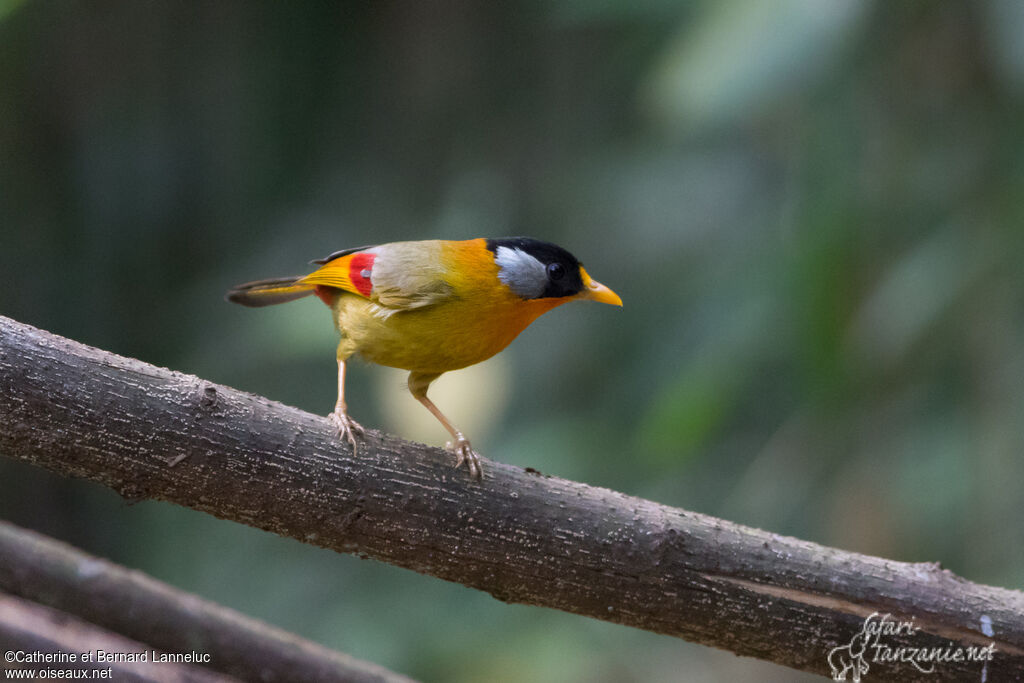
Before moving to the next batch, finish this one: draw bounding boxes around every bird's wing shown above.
[300,241,455,310]
[310,245,378,265]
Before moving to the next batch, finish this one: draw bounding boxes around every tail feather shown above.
[226,276,315,307]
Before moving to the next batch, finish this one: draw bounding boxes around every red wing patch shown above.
[348,252,375,297]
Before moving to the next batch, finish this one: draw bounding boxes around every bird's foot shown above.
[329,411,364,454]
[446,437,482,480]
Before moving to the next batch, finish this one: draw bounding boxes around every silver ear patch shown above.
[495,246,547,298]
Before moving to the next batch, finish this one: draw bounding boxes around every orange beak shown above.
[579,267,623,306]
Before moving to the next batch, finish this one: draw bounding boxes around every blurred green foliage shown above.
[2,1,1024,681]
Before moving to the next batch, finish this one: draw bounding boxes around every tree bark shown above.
[0,314,1021,681]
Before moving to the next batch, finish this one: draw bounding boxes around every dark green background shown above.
[3,1,1023,680]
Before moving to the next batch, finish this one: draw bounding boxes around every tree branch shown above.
[0,591,235,682]
[1,314,1021,680]
[0,521,411,682]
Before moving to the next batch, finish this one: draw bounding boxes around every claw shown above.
[446,437,482,480]
[329,411,364,454]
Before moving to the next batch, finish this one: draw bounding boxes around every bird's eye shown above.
[547,263,565,281]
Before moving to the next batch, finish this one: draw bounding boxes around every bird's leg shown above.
[329,358,364,453]
[408,372,482,479]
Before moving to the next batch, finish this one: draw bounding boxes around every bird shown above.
[226,237,622,479]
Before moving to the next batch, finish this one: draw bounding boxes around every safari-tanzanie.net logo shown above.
[827,612,996,681]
